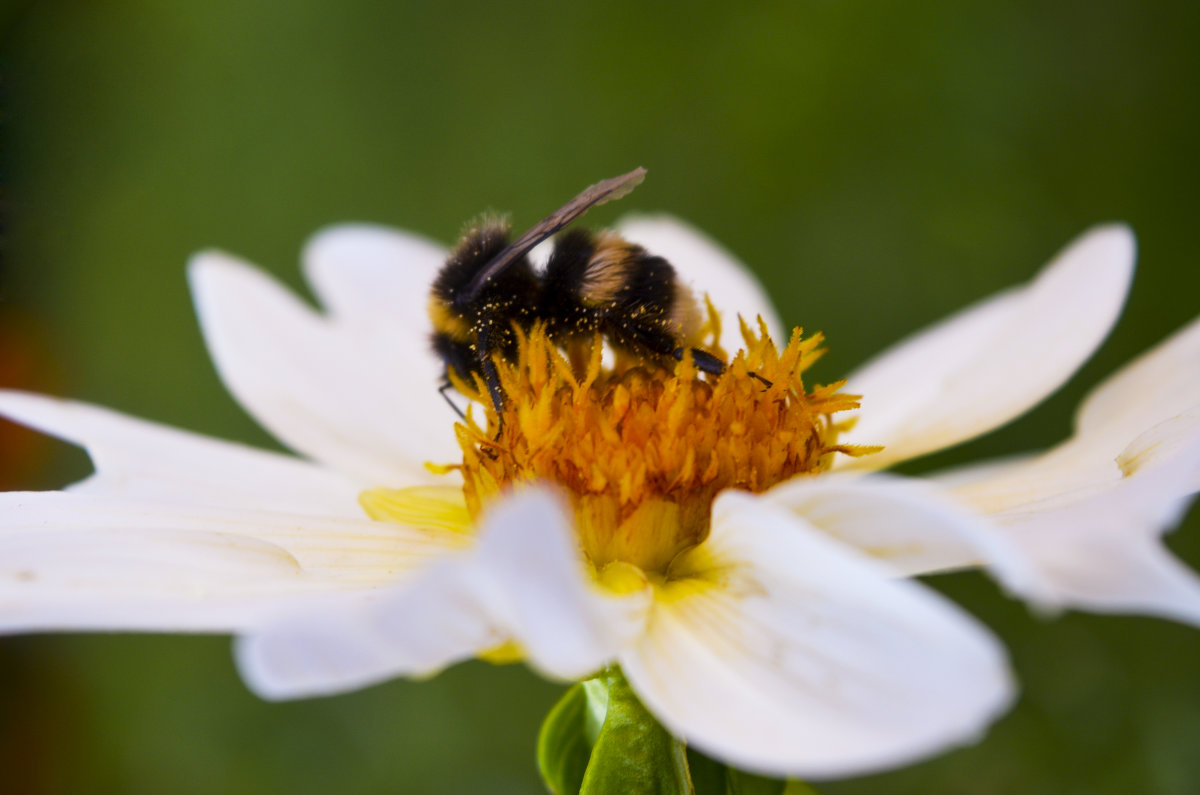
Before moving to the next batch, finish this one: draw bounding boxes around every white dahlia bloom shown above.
[1,216,1197,780]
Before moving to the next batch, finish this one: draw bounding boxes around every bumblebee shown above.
[429,168,728,415]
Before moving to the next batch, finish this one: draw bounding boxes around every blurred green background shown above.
[2,1,1199,792]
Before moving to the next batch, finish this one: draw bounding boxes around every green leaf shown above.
[537,683,594,795]
[579,668,693,795]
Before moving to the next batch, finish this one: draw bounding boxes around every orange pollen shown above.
[448,314,872,575]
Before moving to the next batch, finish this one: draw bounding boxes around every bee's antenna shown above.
[459,167,646,305]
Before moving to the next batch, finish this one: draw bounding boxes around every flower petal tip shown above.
[186,249,266,310]
[187,247,246,277]
[301,221,441,261]
[0,389,73,439]
[1083,221,1135,252]
[1059,223,1136,284]
[233,633,330,702]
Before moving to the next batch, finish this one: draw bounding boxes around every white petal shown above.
[237,487,650,700]
[189,250,462,483]
[0,389,362,517]
[0,491,461,586]
[761,474,1040,596]
[1074,315,1200,455]
[922,453,1039,491]
[468,489,651,680]
[980,316,1200,512]
[939,312,1200,515]
[1116,409,1200,493]
[615,215,785,355]
[302,223,448,340]
[838,225,1135,470]
[236,569,495,700]
[946,409,1200,517]
[0,493,324,633]
[620,492,1012,779]
[1008,521,1200,626]
[923,404,1200,627]
[995,430,1200,625]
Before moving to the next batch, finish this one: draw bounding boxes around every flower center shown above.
[446,316,869,575]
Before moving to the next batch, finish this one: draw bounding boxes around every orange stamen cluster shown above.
[452,319,871,575]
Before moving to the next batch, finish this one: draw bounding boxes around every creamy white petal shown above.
[620,492,1012,779]
[0,389,363,517]
[987,316,1200,511]
[761,474,1040,596]
[933,316,1200,515]
[236,568,496,700]
[302,223,448,340]
[189,250,461,483]
[1006,518,1200,626]
[0,392,461,580]
[0,493,333,633]
[0,491,462,584]
[1075,315,1200,455]
[947,409,1200,517]
[838,225,1135,470]
[1116,410,1200,492]
[994,430,1200,624]
[467,490,652,680]
[929,405,1200,623]
[923,453,1039,491]
[238,488,650,700]
[912,317,1200,505]
[615,215,785,355]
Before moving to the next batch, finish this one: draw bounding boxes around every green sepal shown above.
[537,682,595,795]
[536,668,817,795]
[579,668,692,794]
[537,667,691,794]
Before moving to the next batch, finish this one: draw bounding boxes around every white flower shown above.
[1,216,1197,781]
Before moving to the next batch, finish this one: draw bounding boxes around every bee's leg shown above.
[671,346,725,374]
[681,347,726,376]
[674,346,773,389]
[475,326,507,417]
[481,357,506,416]
[438,380,467,420]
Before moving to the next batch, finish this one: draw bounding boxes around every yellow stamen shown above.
[445,314,869,574]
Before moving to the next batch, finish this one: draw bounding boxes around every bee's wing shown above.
[462,167,646,302]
